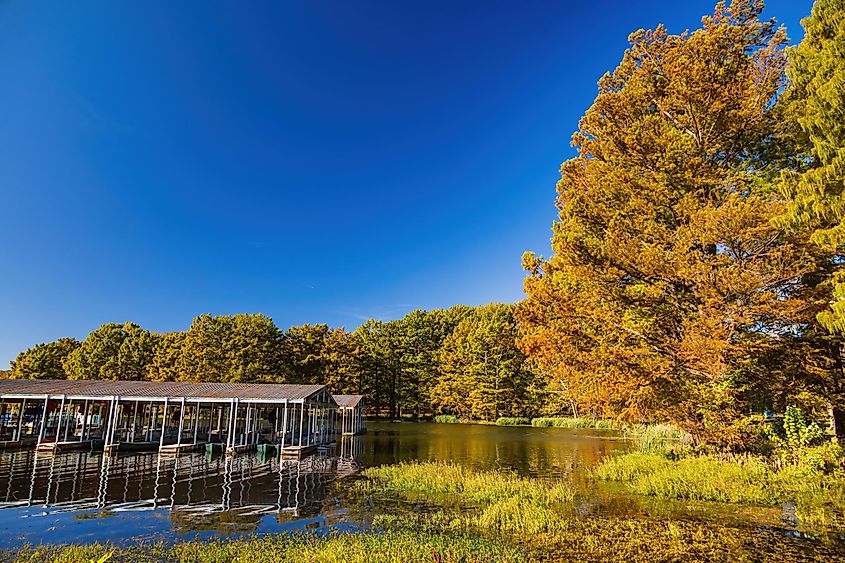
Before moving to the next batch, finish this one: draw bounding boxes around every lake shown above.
[0,421,834,550]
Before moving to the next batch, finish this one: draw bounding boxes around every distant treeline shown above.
[6,304,546,420]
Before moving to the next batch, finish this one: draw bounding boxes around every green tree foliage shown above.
[433,304,537,420]
[147,332,185,382]
[179,314,284,383]
[776,0,845,437]
[517,0,813,445]
[63,323,158,381]
[282,324,330,384]
[322,328,362,394]
[9,337,80,379]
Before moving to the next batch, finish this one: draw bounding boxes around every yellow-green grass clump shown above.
[361,460,573,507]
[6,531,526,563]
[593,451,845,524]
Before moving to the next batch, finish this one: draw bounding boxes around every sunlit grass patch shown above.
[624,423,692,454]
[433,415,459,424]
[6,532,527,563]
[592,451,845,528]
[531,417,623,429]
[360,461,574,506]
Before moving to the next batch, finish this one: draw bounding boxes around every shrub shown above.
[495,417,530,426]
[433,415,459,424]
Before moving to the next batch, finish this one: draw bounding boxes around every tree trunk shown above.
[829,405,845,440]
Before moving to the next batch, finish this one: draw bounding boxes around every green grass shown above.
[5,531,526,563]
[592,451,845,526]
[624,423,692,454]
[432,414,459,424]
[495,416,530,426]
[360,460,573,507]
[593,452,773,504]
[530,417,624,430]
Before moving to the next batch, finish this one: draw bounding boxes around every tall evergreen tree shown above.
[517,0,811,444]
[778,0,845,436]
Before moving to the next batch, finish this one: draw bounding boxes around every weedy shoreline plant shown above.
[530,417,624,430]
[433,415,459,424]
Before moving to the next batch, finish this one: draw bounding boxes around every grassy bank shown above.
[10,518,845,563]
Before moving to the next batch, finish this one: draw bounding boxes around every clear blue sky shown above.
[0,1,809,365]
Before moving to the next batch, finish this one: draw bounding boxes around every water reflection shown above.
[0,421,634,548]
[0,437,366,547]
[360,421,628,480]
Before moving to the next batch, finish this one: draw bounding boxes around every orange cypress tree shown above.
[517,0,813,445]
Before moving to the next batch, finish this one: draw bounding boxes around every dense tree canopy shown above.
[4,306,534,420]
[10,337,80,380]
[776,0,845,435]
[432,304,537,420]
[64,323,158,381]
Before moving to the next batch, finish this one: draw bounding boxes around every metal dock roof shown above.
[332,394,364,408]
[0,379,329,403]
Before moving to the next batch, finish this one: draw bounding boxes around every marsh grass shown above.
[360,461,573,507]
[593,452,772,504]
[530,417,623,429]
[593,451,845,528]
[433,415,459,424]
[6,531,526,563]
[624,423,692,454]
[495,417,530,426]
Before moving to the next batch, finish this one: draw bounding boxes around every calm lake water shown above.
[0,421,836,549]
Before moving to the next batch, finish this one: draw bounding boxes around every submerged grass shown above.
[9,458,845,562]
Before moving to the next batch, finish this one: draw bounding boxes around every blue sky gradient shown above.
[0,1,809,364]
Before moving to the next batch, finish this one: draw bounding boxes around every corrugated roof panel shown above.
[0,379,326,402]
[332,394,364,408]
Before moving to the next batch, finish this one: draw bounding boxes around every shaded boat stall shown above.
[332,394,366,435]
[0,380,340,457]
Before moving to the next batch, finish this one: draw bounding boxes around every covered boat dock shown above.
[0,379,340,457]
[332,394,366,435]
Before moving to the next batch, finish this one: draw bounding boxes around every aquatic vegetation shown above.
[623,423,692,454]
[5,532,527,563]
[593,451,845,526]
[360,461,574,506]
[495,417,530,426]
[530,417,623,429]
[593,452,772,504]
[433,414,459,424]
